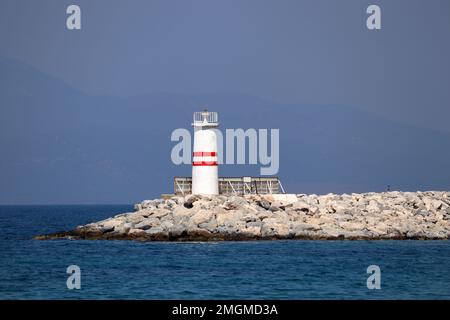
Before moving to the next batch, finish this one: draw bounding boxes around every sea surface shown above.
[0,205,449,299]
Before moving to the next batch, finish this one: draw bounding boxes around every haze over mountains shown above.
[1,57,450,204]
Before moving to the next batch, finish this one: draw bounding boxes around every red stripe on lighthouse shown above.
[192,161,218,166]
[193,151,217,157]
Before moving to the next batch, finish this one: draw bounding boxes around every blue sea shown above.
[0,205,449,299]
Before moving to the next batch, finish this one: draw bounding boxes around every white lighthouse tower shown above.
[192,110,219,195]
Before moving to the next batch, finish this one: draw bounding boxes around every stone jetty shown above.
[35,191,450,241]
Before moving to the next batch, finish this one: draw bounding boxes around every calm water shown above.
[0,205,449,299]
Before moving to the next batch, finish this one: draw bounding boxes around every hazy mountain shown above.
[1,57,449,204]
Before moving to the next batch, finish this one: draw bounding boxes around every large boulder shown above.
[189,210,214,227]
[135,217,161,230]
[261,218,291,238]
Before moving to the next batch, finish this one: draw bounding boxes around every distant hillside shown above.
[1,57,450,204]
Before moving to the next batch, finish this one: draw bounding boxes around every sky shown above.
[1,0,450,131]
[0,1,450,203]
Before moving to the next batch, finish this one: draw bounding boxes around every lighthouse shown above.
[192,110,219,195]
[172,110,285,197]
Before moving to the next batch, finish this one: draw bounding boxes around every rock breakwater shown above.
[35,191,450,241]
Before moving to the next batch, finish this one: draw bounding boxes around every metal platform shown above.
[174,176,285,196]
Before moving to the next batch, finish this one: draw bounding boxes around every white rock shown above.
[135,217,160,230]
[189,210,213,226]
